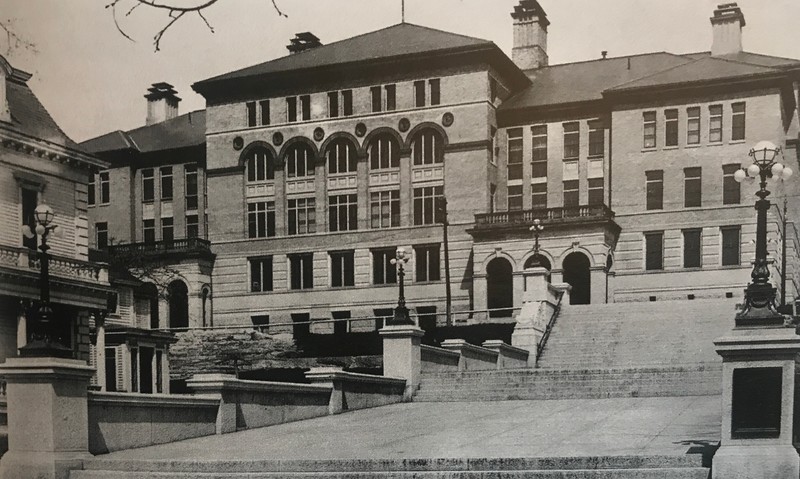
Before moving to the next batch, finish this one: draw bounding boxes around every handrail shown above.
[535,289,566,362]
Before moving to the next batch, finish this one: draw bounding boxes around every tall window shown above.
[186,214,199,238]
[508,185,523,211]
[643,112,657,148]
[286,144,315,178]
[531,183,547,209]
[721,226,741,266]
[247,101,256,127]
[248,201,275,238]
[330,251,355,287]
[723,164,741,205]
[250,257,273,292]
[161,217,174,242]
[413,186,444,225]
[99,171,110,204]
[414,79,440,107]
[683,229,702,268]
[373,248,397,285]
[369,135,400,170]
[507,128,523,181]
[246,148,275,182]
[185,165,198,210]
[341,90,353,116]
[327,139,357,174]
[21,188,37,250]
[96,222,108,249]
[709,105,723,143]
[288,197,316,235]
[385,85,396,111]
[414,244,441,282]
[328,91,340,118]
[246,100,269,127]
[589,121,604,156]
[412,130,443,165]
[143,219,155,243]
[687,107,701,145]
[300,95,311,120]
[563,180,579,207]
[142,169,154,202]
[329,194,358,232]
[732,102,746,141]
[430,79,440,105]
[326,90,353,118]
[563,122,580,159]
[646,170,663,210]
[370,86,381,113]
[588,178,604,205]
[259,100,270,126]
[645,231,664,271]
[289,253,313,290]
[414,80,425,107]
[287,97,297,122]
[665,109,679,147]
[160,167,173,200]
[684,167,702,208]
[370,190,400,228]
[88,173,96,206]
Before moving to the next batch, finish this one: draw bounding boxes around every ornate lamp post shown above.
[389,247,414,325]
[529,219,544,265]
[733,141,793,326]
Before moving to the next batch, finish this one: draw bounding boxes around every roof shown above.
[81,109,206,155]
[4,74,81,150]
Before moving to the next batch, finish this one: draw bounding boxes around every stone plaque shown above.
[732,367,782,439]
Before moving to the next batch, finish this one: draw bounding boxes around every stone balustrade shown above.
[440,339,500,371]
[420,345,460,372]
[419,339,530,374]
[481,340,530,369]
[0,244,108,283]
[305,368,406,414]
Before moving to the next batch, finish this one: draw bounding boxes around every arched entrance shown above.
[487,257,513,318]
[167,280,189,330]
[563,252,591,305]
[524,254,552,282]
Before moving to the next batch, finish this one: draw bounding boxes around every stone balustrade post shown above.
[305,367,345,415]
[379,324,424,400]
[185,373,238,434]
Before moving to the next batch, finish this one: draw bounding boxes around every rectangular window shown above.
[563,180,579,207]
[723,164,741,205]
[721,226,741,266]
[300,95,311,120]
[665,109,679,147]
[645,231,664,271]
[531,183,547,209]
[288,197,316,235]
[96,222,108,249]
[643,111,657,148]
[248,201,276,238]
[413,186,444,225]
[709,104,723,143]
[99,171,110,204]
[143,219,155,243]
[21,188,37,250]
[687,107,701,145]
[531,125,547,178]
[588,178,604,205]
[333,311,350,336]
[646,170,663,210]
[732,102,746,141]
[373,248,397,285]
[507,127,523,181]
[161,217,174,243]
[342,90,353,116]
[414,80,425,107]
[589,121,604,156]
[186,214,199,238]
[259,100,270,126]
[385,84,396,111]
[429,79,440,105]
[684,167,702,208]
[330,251,355,287]
[289,253,314,290]
[563,122,580,159]
[160,166,173,200]
[508,185,523,211]
[371,86,381,113]
[370,190,400,228]
[329,194,358,232]
[185,164,198,210]
[287,96,298,122]
[252,315,270,329]
[142,169,154,203]
[250,257,273,292]
[414,244,441,282]
[88,173,96,206]
[683,229,702,268]
[328,91,340,118]
[246,101,257,127]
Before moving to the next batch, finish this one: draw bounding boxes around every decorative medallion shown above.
[442,112,454,127]
[355,122,367,138]
[272,132,284,146]
[313,127,325,142]
[398,118,411,133]
[232,136,244,151]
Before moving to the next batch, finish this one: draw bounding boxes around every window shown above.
[161,217,173,242]
[143,219,155,243]
[259,100,270,126]
[371,86,381,113]
[248,100,270,126]
[288,197,316,235]
[732,102,746,141]
[646,170,663,210]
[329,194,358,232]
[286,144,315,178]
[330,251,355,287]
[328,91,340,118]
[370,190,400,228]
[645,231,664,271]
[342,90,353,116]
[414,79,440,107]
[414,80,425,107]
[246,148,275,182]
[507,127,523,181]
[142,169,154,202]
[373,248,397,285]
[247,201,275,238]
[99,171,110,204]
[21,188,37,250]
[252,315,270,329]
[289,253,314,290]
[185,165,198,210]
[327,140,357,174]
[300,95,311,120]
[385,85,396,111]
[88,173,96,206]
[665,109,679,147]
[709,105,723,143]
[186,214,199,238]
[246,101,257,127]
[490,126,498,164]
[684,167,702,208]
[723,164,741,205]
[531,183,547,209]
[589,121,604,156]
[96,222,108,249]
[683,229,702,268]
[160,167,173,200]
[429,79,440,105]
[414,244,440,282]
[369,135,400,170]
[412,130,443,165]
[563,122,580,159]
[333,311,350,336]
[287,97,297,122]
[250,257,273,292]
[643,111,657,148]
[325,90,353,118]
[413,186,444,225]
[563,180,579,207]
[687,107,700,145]
[588,178,604,205]
[721,226,741,266]
[508,185,523,211]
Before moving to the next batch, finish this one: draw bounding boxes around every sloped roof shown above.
[81,110,206,156]
[683,51,800,69]
[5,78,81,150]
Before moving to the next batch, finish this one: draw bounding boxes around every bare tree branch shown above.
[0,18,37,55]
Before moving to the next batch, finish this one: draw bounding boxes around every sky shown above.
[3,0,800,143]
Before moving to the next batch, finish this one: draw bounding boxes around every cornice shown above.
[0,128,108,171]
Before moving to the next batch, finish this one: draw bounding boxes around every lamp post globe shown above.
[34,203,55,227]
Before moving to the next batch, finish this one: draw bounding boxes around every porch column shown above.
[472,273,487,322]
[15,302,27,352]
[95,312,107,392]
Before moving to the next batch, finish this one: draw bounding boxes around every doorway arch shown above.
[524,254,552,282]
[486,257,514,318]
[563,252,591,305]
[167,280,189,330]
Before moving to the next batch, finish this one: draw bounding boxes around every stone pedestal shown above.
[0,357,95,479]
[713,326,800,479]
[379,325,424,400]
[511,267,569,365]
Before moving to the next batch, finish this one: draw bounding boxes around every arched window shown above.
[167,280,189,329]
[327,139,357,174]
[369,134,400,170]
[246,147,275,182]
[411,129,444,166]
[286,143,315,178]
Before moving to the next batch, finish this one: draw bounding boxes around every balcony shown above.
[470,204,618,238]
[106,238,214,260]
[0,244,108,283]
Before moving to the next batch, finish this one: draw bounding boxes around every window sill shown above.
[663,146,679,151]
[562,158,579,162]
[730,140,747,145]
[414,280,443,285]
[684,144,701,149]
[706,142,724,147]
[587,154,605,160]
[641,147,657,153]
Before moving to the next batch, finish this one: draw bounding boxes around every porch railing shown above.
[475,204,614,227]
[0,244,107,283]
[107,238,212,257]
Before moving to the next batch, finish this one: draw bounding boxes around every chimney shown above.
[286,32,322,54]
[510,0,550,70]
[710,3,746,56]
[145,82,180,126]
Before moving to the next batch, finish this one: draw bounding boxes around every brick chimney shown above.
[710,3,746,56]
[511,0,549,70]
[286,32,322,54]
[145,82,180,126]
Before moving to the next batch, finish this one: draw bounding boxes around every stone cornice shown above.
[0,126,108,171]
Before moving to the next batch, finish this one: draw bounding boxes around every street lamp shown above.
[389,247,414,325]
[529,219,544,265]
[733,141,793,326]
